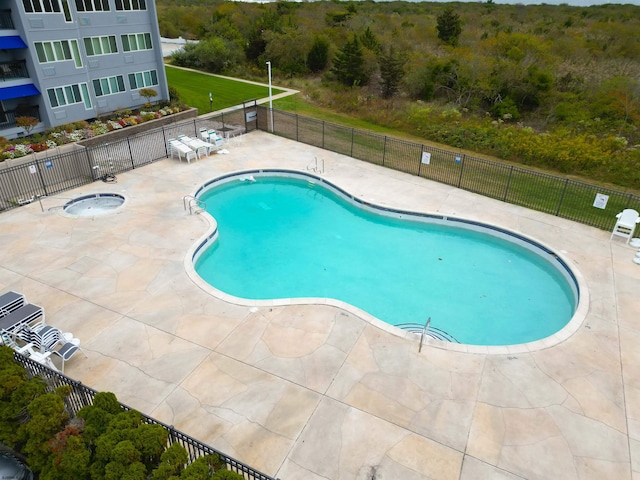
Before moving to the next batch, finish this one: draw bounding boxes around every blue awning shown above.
[0,36,28,49]
[0,84,40,101]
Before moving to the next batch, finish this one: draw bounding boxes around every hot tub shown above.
[63,193,125,217]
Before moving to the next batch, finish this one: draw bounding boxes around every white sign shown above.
[421,152,431,165]
[593,193,609,209]
[29,165,37,174]
[245,111,257,122]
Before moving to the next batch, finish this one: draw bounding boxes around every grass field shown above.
[165,65,284,114]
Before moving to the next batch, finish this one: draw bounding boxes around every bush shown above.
[0,349,254,479]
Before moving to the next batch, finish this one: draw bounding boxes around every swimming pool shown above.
[192,170,581,348]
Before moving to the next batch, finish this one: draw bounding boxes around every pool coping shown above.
[183,168,590,355]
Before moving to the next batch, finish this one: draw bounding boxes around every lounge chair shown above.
[207,130,225,150]
[610,209,640,244]
[168,139,197,164]
[0,330,34,355]
[17,324,62,352]
[199,128,210,142]
[0,291,25,317]
[49,341,81,373]
[0,303,44,334]
[177,135,208,158]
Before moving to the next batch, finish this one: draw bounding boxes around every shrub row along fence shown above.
[1,103,639,230]
[260,106,640,231]
[12,352,278,480]
[0,107,249,213]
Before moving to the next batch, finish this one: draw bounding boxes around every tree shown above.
[378,45,406,98]
[436,8,462,46]
[307,36,329,73]
[331,35,368,87]
[139,88,158,106]
[16,116,39,136]
[360,26,380,54]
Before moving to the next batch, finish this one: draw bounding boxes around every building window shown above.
[23,0,62,13]
[47,82,91,109]
[128,69,158,89]
[121,33,152,52]
[75,0,109,12]
[83,36,117,56]
[93,75,125,97]
[115,0,145,11]
[35,40,82,67]
[61,0,72,20]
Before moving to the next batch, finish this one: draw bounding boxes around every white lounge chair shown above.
[168,139,197,164]
[178,135,210,158]
[610,209,640,244]
[49,341,82,373]
[0,291,25,317]
[0,303,44,334]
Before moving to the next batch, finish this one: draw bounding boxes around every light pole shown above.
[266,61,274,133]
[209,92,213,112]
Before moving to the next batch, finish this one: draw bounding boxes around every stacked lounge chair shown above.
[0,290,84,373]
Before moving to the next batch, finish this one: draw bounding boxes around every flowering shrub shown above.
[0,105,186,160]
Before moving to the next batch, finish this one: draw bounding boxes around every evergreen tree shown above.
[307,36,329,73]
[436,8,463,46]
[331,35,368,87]
[378,45,406,98]
[360,26,380,54]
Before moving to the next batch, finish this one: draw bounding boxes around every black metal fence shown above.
[263,106,640,231]
[12,352,278,480]
[0,108,247,212]
[1,103,639,232]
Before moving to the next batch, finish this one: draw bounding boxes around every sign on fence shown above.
[593,193,609,209]
[421,152,431,165]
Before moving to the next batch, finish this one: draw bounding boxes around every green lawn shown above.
[165,65,284,114]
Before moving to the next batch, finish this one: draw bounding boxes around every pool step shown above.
[395,322,459,343]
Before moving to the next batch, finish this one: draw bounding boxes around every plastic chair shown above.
[610,209,640,244]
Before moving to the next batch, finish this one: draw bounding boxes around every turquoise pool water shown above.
[195,174,577,346]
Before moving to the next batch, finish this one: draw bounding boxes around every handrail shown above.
[182,195,206,215]
[419,318,430,353]
[307,156,324,174]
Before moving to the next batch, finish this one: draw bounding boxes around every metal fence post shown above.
[161,126,168,157]
[418,145,424,176]
[382,136,387,167]
[457,155,466,188]
[503,165,514,202]
[296,114,299,142]
[322,122,325,149]
[555,178,569,216]
[35,159,48,196]
[351,128,354,158]
[127,137,134,169]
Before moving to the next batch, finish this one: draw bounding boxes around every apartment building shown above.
[0,0,169,139]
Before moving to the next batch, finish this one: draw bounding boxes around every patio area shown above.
[1,130,639,479]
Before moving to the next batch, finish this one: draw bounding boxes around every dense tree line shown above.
[160,0,640,188]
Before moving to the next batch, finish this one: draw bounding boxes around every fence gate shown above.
[243,99,258,132]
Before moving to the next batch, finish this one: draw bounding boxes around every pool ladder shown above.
[307,156,324,174]
[182,195,206,215]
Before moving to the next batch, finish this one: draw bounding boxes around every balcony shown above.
[0,60,29,82]
[0,105,41,129]
[0,10,14,30]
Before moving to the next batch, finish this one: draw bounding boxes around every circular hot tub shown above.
[64,193,125,217]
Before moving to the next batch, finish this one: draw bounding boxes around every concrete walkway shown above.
[1,131,639,479]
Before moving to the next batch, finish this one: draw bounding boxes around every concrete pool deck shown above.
[1,130,639,479]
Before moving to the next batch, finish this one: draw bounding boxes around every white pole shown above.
[266,61,274,133]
